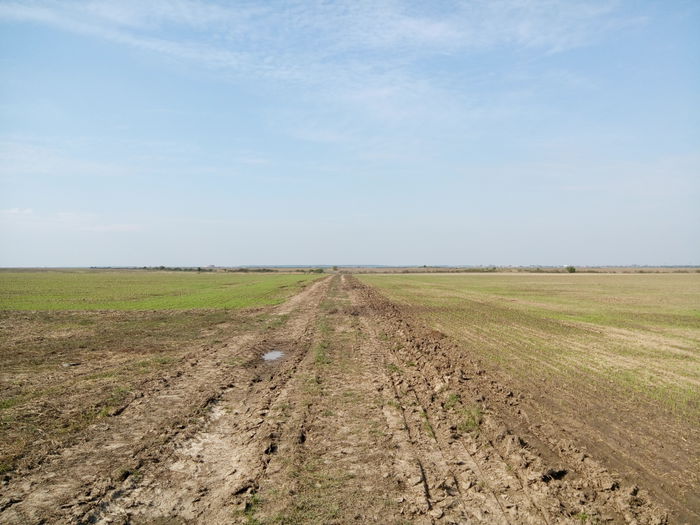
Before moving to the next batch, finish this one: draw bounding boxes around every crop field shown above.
[0,270,321,310]
[360,273,700,519]
[1,271,698,524]
[358,273,700,418]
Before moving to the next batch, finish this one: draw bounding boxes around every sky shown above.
[0,0,698,267]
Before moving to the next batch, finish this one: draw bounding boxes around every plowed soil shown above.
[0,275,682,524]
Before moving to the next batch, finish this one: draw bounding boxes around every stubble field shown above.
[0,270,698,524]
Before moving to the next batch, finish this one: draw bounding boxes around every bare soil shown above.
[0,275,685,524]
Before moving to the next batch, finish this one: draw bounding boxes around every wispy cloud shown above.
[0,1,636,78]
[0,0,641,145]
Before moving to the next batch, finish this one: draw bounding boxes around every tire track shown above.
[349,278,521,523]
[360,310,522,523]
[0,277,331,525]
[81,278,332,523]
[348,275,668,524]
[247,274,412,523]
[2,274,672,524]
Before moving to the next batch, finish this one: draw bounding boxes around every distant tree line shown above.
[137,266,327,274]
[227,267,277,273]
[142,266,214,272]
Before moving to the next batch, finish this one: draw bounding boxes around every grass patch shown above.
[270,459,353,525]
[386,363,402,374]
[0,270,321,310]
[314,341,331,365]
[0,396,24,411]
[303,374,323,396]
[458,406,482,433]
[360,273,700,423]
[444,393,461,411]
[116,467,142,482]
[421,410,436,439]
[238,492,263,524]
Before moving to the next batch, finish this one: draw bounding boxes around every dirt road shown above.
[0,275,673,523]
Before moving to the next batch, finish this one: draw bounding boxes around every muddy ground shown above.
[0,275,686,523]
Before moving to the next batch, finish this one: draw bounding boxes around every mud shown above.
[0,275,683,524]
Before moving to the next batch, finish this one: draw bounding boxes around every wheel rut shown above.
[356,288,543,524]
[349,275,668,525]
[0,277,331,525]
[82,278,332,524]
[1,274,671,524]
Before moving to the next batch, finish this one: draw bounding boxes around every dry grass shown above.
[359,273,700,420]
[359,273,700,517]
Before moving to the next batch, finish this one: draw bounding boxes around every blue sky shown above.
[1,0,698,266]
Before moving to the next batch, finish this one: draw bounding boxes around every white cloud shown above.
[0,0,640,142]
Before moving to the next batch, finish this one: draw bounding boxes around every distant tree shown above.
[332,265,338,271]
[566,265,576,273]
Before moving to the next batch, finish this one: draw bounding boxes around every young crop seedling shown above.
[386,363,402,374]
[458,406,482,434]
[444,393,461,411]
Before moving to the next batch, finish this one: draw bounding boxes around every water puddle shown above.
[262,350,284,362]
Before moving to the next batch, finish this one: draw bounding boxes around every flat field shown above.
[0,270,320,310]
[1,271,698,523]
[0,270,320,476]
[360,273,700,516]
[358,273,700,417]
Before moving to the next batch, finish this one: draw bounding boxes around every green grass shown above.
[0,270,321,310]
[444,393,461,410]
[386,363,402,374]
[314,341,331,365]
[458,406,482,433]
[361,273,700,330]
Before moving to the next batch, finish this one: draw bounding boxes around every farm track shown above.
[348,278,669,525]
[0,277,331,523]
[0,275,676,523]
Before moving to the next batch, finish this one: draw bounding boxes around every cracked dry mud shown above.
[0,275,678,524]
